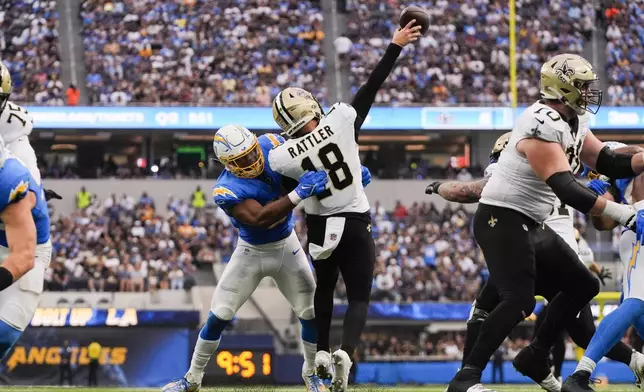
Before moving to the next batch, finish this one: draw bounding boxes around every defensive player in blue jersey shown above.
[563,143,644,392]
[0,136,51,359]
[163,125,372,392]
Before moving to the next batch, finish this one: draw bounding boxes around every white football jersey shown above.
[269,102,370,216]
[480,101,588,223]
[0,101,33,144]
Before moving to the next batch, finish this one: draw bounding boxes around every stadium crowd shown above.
[1,0,63,105]
[342,0,594,105]
[79,0,326,105]
[604,0,644,106]
[5,1,644,107]
[45,191,235,292]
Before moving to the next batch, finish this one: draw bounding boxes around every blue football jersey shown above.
[213,134,294,245]
[0,156,50,247]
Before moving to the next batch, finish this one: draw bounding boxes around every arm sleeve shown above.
[350,43,403,137]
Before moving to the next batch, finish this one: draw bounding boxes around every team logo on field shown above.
[488,216,497,228]
[330,233,337,241]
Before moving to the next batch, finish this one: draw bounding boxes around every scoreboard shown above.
[203,335,275,384]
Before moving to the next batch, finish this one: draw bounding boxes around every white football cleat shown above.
[315,350,333,380]
[161,372,201,392]
[630,350,644,389]
[331,349,352,392]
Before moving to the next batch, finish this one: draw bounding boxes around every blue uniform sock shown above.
[199,312,231,341]
[299,317,317,344]
[0,320,22,359]
[585,298,644,363]
[299,317,317,372]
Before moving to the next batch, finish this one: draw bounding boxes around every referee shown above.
[87,341,101,387]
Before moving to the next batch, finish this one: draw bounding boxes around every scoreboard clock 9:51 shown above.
[203,349,274,384]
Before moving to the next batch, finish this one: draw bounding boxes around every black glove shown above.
[425,181,442,195]
[44,189,63,201]
[595,266,612,286]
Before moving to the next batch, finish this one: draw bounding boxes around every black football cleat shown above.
[561,371,595,392]
[513,345,561,392]
[446,368,497,392]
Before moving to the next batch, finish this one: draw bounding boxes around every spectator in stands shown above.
[66,84,80,106]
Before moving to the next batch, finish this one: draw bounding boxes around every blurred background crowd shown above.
[1,0,640,107]
[80,0,326,105]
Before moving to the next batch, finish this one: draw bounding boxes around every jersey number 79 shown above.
[301,143,353,200]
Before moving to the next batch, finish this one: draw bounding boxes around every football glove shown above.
[425,181,442,195]
[595,266,612,286]
[586,179,610,196]
[361,166,372,188]
[44,189,63,201]
[295,170,329,199]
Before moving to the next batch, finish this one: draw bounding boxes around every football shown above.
[399,6,430,36]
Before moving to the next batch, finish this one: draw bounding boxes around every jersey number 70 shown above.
[301,143,353,200]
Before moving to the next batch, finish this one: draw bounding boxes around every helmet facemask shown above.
[574,79,602,115]
[219,139,264,178]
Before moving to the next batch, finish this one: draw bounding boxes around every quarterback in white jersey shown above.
[268,21,422,392]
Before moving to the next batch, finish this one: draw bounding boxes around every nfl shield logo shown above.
[330,233,337,241]
[244,249,249,255]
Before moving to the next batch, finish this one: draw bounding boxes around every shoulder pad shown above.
[267,145,288,174]
[521,104,567,144]
[212,184,241,209]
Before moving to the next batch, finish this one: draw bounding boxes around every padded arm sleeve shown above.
[545,171,598,214]
[596,145,636,179]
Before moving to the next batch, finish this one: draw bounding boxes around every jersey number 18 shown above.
[301,142,353,200]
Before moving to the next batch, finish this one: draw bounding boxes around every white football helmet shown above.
[213,125,264,178]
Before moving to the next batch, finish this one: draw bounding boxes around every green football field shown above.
[0,386,641,392]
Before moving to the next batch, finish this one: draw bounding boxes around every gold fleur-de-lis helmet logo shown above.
[555,60,575,82]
